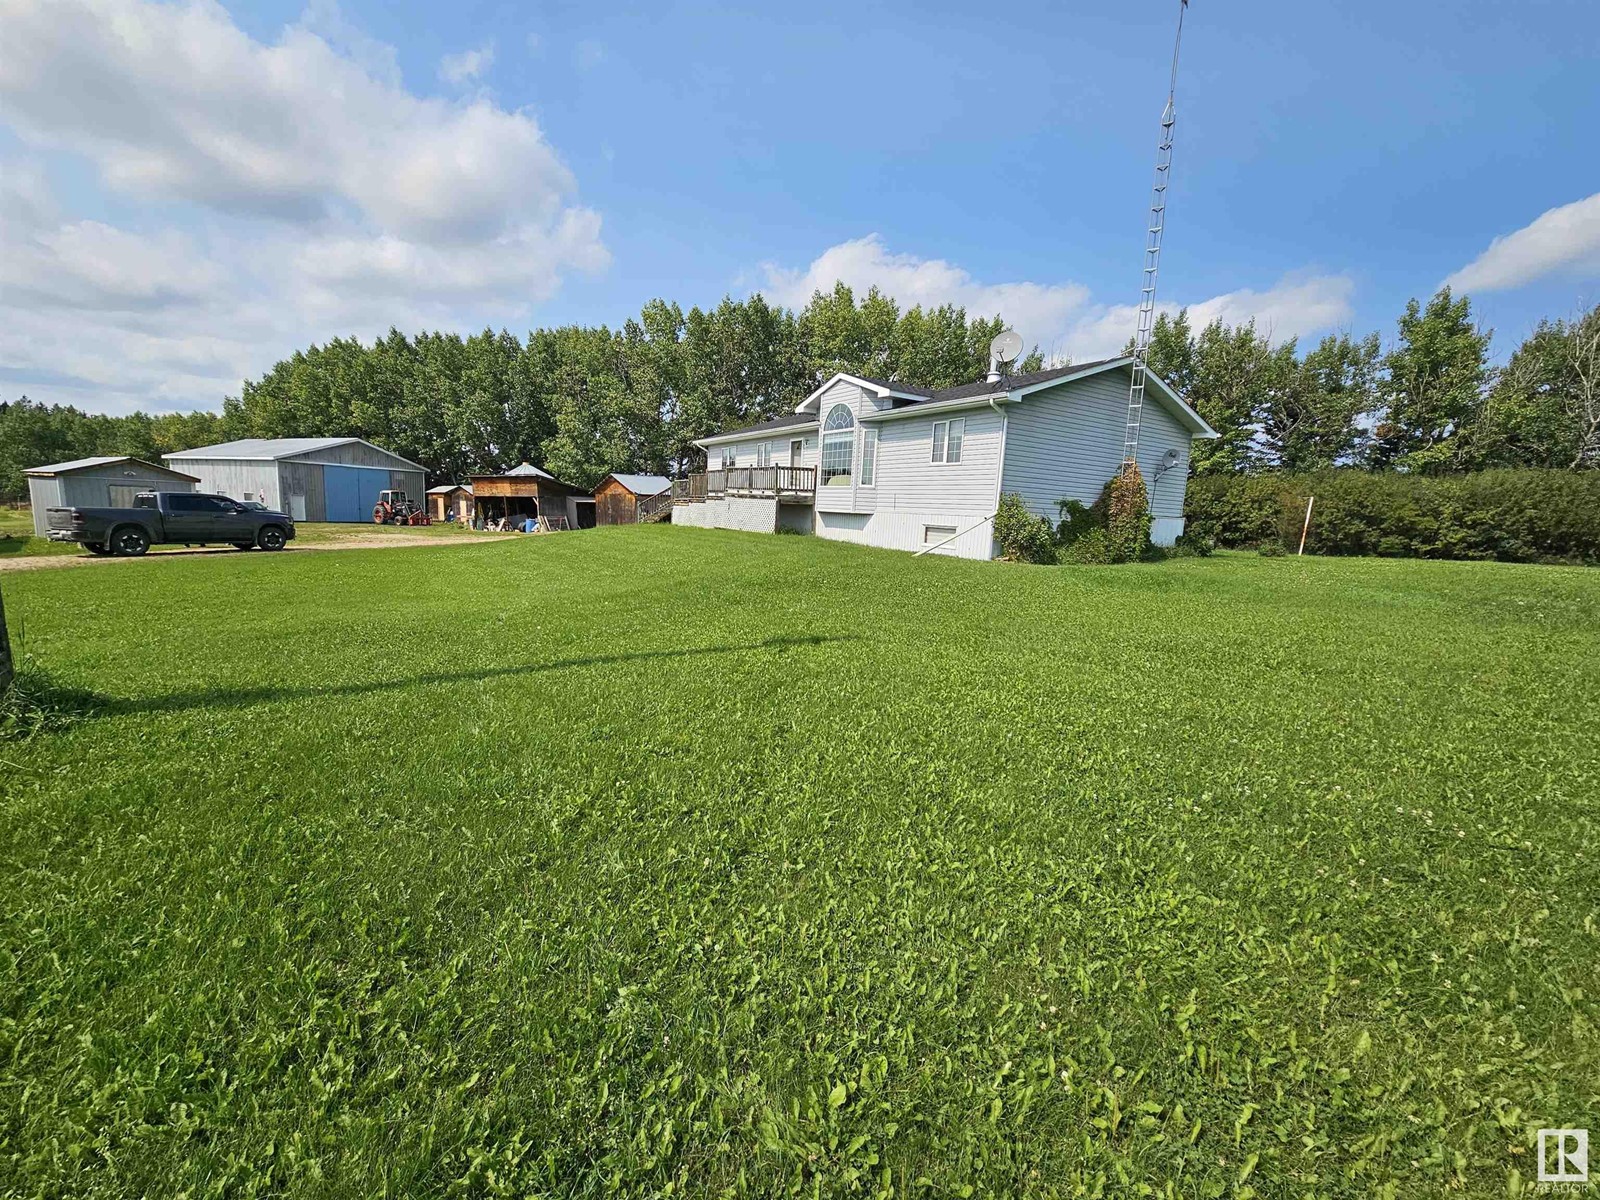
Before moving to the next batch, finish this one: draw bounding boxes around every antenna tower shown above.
[1122,0,1189,469]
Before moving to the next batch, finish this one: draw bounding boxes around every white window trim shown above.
[756,442,772,468]
[932,417,965,464]
[821,402,855,485]
[859,427,878,487]
[923,523,958,544]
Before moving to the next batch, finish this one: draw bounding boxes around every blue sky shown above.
[2,0,1597,415]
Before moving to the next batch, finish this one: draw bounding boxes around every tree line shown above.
[1139,290,1599,475]
[3,283,1596,504]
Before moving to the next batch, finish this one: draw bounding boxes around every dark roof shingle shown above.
[699,410,818,441]
[928,358,1122,402]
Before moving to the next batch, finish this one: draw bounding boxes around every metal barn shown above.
[23,456,199,536]
[164,438,427,523]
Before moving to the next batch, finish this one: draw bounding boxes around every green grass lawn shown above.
[1,529,1596,1197]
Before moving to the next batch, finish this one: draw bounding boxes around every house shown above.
[469,462,589,529]
[23,456,199,536]
[593,473,673,525]
[672,357,1217,558]
[426,483,473,523]
[164,437,426,523]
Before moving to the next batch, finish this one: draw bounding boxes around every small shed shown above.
[165,437,426,523]
[23,456,199,536]
[594,473,673,525]
[426,483,474,523]
[469,462,587,529]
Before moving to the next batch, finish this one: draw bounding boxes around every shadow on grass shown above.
[72,633,857,720]
[1,668,107,741]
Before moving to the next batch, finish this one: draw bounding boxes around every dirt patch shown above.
[0,534,514,572]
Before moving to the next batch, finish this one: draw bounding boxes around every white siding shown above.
[705,427,817,470]
[999,369,1196,544]
[816,509,995,559]
[672,496,777,533]
[172,459,283,504]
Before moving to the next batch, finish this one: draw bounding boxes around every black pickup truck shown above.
[47,492,296,557]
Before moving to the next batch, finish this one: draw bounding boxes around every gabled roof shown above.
[795,371,935,414]
[503,461,554,478]
[598,473,673,496]
[695,411,817,446]
[426,483,473,494]
[165,436,428,469]
[855,357,1218,438]
[934,358,1120,402]
[24,455,200,480]
[693,357,1217,446]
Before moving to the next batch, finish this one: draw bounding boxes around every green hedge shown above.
[1184,469,1600,564]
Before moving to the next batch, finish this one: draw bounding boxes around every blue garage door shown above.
[324,465,389,522]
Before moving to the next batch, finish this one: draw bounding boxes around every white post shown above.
[1297,495,1315,556]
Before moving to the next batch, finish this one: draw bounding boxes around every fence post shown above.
[0,583,13,692]
[1297,495,1315,556]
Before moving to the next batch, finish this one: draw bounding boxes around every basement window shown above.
[923,524,958,545]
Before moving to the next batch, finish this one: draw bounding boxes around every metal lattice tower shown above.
[1122,0,1189,469]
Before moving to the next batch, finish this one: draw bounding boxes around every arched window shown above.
[821,403,854,484]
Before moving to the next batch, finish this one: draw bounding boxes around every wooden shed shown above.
[426,483,473,523]
[469,463,586,530]
[23,456,199,536]
[594,473,673,525]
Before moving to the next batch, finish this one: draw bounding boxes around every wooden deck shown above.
[672,466,816,504]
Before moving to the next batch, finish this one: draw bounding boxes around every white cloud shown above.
[0,0,608,415]
[760,235,1354,362]
[439,42,494,85]
[1444,192,1600,293]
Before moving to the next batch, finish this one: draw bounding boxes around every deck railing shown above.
[673,465,816,503]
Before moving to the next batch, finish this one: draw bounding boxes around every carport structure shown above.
[469,463,585,529]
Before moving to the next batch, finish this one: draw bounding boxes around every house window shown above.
[860,427,878,486]
[757,442,772,467]
[931,417,965,464]
[821,403,854,484]
[721,448,736,469]
[924,524,958,544]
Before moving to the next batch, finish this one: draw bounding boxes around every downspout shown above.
[985,395,1010,558]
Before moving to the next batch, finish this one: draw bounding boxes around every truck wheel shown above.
[257,525,287,551]
[110,526,150,557]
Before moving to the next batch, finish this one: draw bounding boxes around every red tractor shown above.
[372,490,432,525]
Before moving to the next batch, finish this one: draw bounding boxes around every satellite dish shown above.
[990,330,1024,364]
[1161,448,1180,468]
